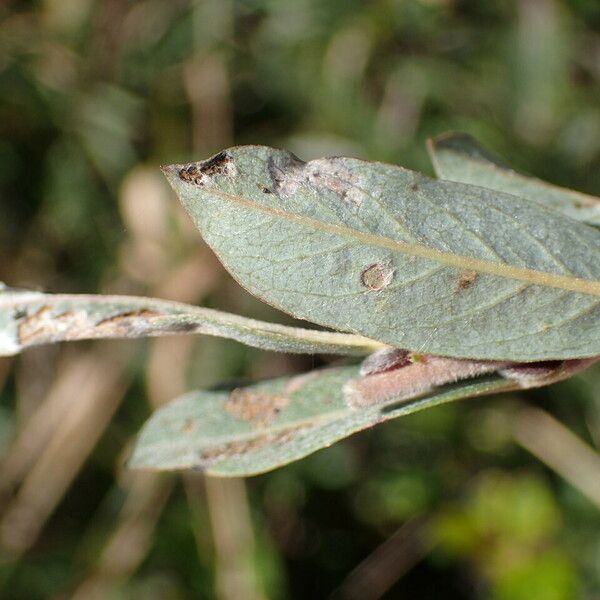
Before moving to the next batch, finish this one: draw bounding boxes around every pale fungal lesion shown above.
[304,159,365,208]
[198,425,310,465]
[268,154,365,208]
[17,305,161,345]
[18,306,94,344]
[360,262,395,291]
[225,388,289,428]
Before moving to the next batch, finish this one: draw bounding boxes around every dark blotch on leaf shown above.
[198,151,231,176]
[500,360,563,382]
[360,348,412,376]
[178,151,232,185]
[13,308,27,320]
[163,320,198,332]
[457,270,478,290]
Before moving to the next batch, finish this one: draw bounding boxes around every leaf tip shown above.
[161,151,237,191]
[159,163,180,188]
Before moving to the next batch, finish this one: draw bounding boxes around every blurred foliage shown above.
[433,471,577,600]
[1,0,600,598]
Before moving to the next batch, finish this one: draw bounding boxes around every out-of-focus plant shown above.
[433,471,578,600]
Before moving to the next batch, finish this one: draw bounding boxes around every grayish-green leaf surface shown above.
[163,147,600,361]
[428,132,600,227]
[0,284,381,356]
[130,365,516,476]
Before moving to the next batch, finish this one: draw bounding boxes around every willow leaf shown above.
[427,132,600,227]
[162,147,600,361]
[129,365,517,476]
[0,284,381,356]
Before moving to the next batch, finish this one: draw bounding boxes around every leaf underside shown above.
[0,286,381,357]
[130,365,515,476]
[427,132,600,227]
[163,146,600,361]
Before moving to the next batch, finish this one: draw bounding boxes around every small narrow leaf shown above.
[130,365,518,476]
[427,132,600,227]
[0,284,381,356]
[162,147,600,361]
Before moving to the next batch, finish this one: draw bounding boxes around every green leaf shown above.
[129,365,516,476]
[0,284,381,356]
[162,148,600,361]
[427,132,600,227]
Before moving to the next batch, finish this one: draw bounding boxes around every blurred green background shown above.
[1,0,600,598]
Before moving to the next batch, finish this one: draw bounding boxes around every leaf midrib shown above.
[209,188,600,297]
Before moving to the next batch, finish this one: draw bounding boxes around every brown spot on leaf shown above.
[18,307,92,344]
[97,309,158,322]
[361,262,394,291]
[257,184,272,194]
[95,309,160,336]
[457,270,478,290]
[178,164,199,183]
[18,306,161,346]
[178,151,234,186]
[225,389,289,428]
[181,417,196,433]
[199,426,309,464]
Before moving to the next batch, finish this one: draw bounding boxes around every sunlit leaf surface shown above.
[163,147,600,361]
